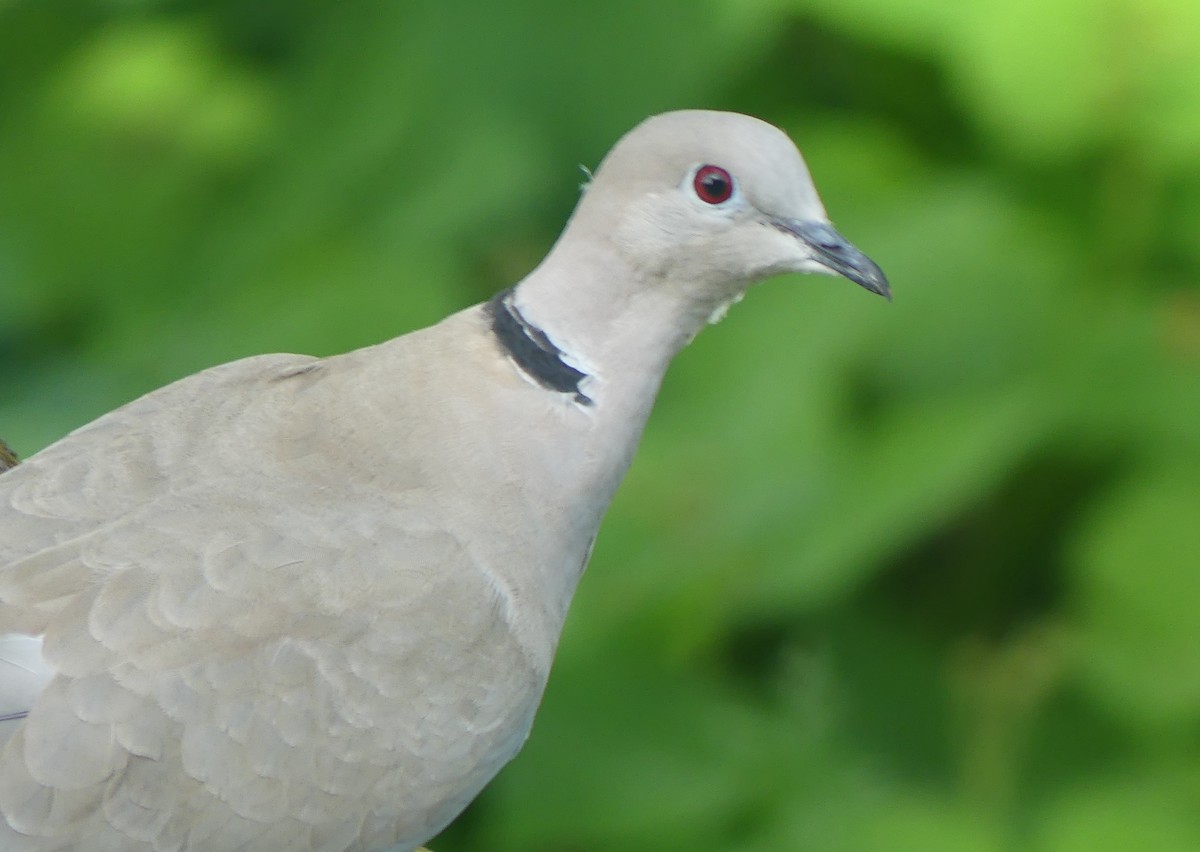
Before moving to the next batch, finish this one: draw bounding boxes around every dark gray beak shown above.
[772,219,892,301]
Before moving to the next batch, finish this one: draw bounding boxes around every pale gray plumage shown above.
[0,110,888,851]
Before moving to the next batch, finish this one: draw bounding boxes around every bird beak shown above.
[771,218,892,301]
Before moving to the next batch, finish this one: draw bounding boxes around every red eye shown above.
[693,164,733,204]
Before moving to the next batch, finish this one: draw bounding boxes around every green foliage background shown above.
[1,1,1198,849]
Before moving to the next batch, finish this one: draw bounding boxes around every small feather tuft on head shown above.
[577,164,594,193]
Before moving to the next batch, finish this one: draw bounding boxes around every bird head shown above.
[577,110,890,306]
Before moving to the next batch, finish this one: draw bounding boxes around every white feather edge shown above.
[0,633,53,743]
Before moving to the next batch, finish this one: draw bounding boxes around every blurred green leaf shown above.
[1070,464,1200,730]
[1035,770,1200,851]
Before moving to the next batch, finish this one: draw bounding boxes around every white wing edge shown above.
[0,633,53,747]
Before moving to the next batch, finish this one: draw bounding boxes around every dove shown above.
[0,110,888,851]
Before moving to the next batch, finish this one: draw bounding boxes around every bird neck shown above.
[509,235,714,414]
[486,288,593,405]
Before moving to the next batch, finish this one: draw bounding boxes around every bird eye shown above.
[693,165,733,205]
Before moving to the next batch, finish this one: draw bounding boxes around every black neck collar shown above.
[487,287,592,406]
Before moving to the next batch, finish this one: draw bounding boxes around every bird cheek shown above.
[751,228,823,279]
[786,252,840,278]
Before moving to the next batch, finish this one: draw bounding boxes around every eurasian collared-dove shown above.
[0,110,889,851]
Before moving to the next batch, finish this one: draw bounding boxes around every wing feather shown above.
[0,345,549,849]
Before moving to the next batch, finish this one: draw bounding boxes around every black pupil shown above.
[698,168,730,203]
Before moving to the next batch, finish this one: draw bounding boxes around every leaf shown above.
[1070,463,1200,730]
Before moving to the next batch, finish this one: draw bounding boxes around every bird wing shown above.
[0,343,543,851]
[0,634,52,733]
